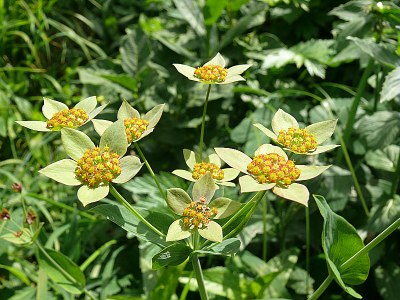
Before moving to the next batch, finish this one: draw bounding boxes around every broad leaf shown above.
[380,66,400,102]
[152,243,191,270]
[61,128,95,161]
[100,120,128,157]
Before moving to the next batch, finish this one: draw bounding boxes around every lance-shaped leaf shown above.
[152,243,192,270]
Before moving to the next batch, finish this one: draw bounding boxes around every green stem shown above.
[339,135,370,216]
[390,154,400,198]
[109,185,165,237]
[262,194,268,261]
[305,206,310,295]
[308,217,400,300]
[134,142,166,201]
[338,58,374,163]
[199,85,212,161]
[192,254,209,300]
[179,271,194,300]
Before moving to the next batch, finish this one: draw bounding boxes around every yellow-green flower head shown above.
[38,121,143,207]
[124,118,149,143]
[254,109,339,155]
[92,100,164,144]
[46,108,89,130]
[173,52,251,85]
[75,146,122,188]
[165,173,241,243]
[247,153,301,186]
[16,96,107,132]
[215,144,331,206]
[172,149,239,187]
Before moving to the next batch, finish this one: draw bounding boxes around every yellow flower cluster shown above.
[46,108,89,130]
[277,128,317,153]
[192,162,224,180]
[182,196,218,229]
[194,65,228,83]
[247,153,301,186]
[75,146,121,188]
[124,118,149,143]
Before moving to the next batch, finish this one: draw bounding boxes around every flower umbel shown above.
[247,153,301,186]
[166,173,241,242]
[172,149,239,187]
[124,118,149,143]
[16,96,107,132]
[173,52,251,85]
[254,109,339,155]
[75,146,122,188]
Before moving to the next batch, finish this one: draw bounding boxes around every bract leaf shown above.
[92,119,113,136]
[38,159,81,186]
[297,165,331,181]
[198,221,223,242]
[273,183,309,206]
[255,144,287,159]
[152,243,191,270]
[308,144,340,155]
[42,98,68,119]
[314,195,370,298]
[183,149,197,169]
[172,169,195,182]
[100,120,128,157]
[77,185,109,207]
[113,156,143,184]
[74,96,97,114]
[166,220,191,242]
[192,172,216,203]
[15,121,51,132]
[166,188,192,215]
[214,147,251,173]
[306,119,337,144]
[253,123,277,140]
[221,168,240,181]
[117,100,140,120]
[210,197,241,219]
[272,109,299,134]
[143,104,165,129]
[239,175,274,193]
[61,128,95,161]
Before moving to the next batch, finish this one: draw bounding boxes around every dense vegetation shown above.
[1,0,399,299]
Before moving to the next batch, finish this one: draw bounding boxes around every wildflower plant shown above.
[16,96,107,132]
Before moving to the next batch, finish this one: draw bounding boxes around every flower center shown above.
[194,65,228,83]
[75,146,122,188]
[247,153,301,186]
[124,118,149,143]
[182,196,218,229]
[46,108,88,130]
[192,162,224,180]
[277,128,317,153]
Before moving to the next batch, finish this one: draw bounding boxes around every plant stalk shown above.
[109,185,165,237]
[134,142,166,201]
[262,194,268,261]
[199,85,212,161]
[192,254,209,300]
[305,205,310,295]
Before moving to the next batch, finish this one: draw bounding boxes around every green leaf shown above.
[1,228,31,245]
[74,96,97,114]
[120,27,152,75]
[210,197,241,219]
[365,145,400,172]
[183,149,197,169]
[314,195,370,298]
[42,97,68,119]
[15,121,51,132]
[195,238,241,256]
[0,264,31,285]
[143,104,165,129]
[355,111,400,150]
[214,147,251,173]
[380,66,400,102]
[92,119,113,136]
[100,120,128,157]
[166,219,192,242]
[113,156,143,184]
[375,263,400,300]
[204,0,227,26]
[367,195,400,233]
[306,119,338,144]
[152,243,191,270]
[61,128,95,161]
[172,0,206,36]
[77,184,109,207]
[90,203,169,246]
[198,220,223,242]
[192,172,216,203]
[166,188,192,215]
[38,159,81,186]
[38,248,85,294]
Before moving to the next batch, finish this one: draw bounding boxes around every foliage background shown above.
[0,0,399,299]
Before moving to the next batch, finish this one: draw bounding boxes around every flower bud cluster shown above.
[277,128,317,153]
[194,65,228,83]
[247,153,301,186]
[182,196,218,229]
[124,118,149,143]
[1,208,10,220]
[47,108,88,130]
[75,146,121,188]
[192,163,224,180]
